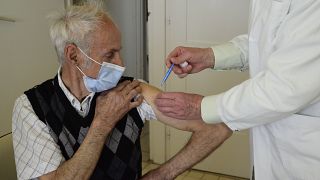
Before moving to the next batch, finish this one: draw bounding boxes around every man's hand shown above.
[166,46,214,78]
[155,92,203,120]
[94,80,143,129]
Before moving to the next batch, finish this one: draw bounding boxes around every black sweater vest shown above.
[24,76,144,180]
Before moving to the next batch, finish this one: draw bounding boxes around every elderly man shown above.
[12,3,231,180]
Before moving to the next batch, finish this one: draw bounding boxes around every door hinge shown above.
[146,0,151,22]
[167,16,172,25]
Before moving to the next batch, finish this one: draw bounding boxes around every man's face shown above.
[79,17,123,79]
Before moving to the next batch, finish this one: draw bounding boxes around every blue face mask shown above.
[76,47,125,93]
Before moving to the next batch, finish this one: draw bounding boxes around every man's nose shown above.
[114,54,124,67]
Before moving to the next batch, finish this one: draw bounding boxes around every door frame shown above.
[147,0,168,164]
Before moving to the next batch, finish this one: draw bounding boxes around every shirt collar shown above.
[57,66,95,117]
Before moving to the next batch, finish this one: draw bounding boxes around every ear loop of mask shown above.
[76,66,87,77]
[76,47,102,77]
[78,47,102,66]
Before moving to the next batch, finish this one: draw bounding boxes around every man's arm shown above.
[144,123,231,180]
[140,83,232,179]
[39,81,143,180]
[39,119,112,180]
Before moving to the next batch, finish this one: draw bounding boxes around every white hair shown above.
[48,2,110,64]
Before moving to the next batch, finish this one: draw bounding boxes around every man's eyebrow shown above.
[106,47,122,53]
[101,47,122,56]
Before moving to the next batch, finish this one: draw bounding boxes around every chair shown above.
[0,133,17,180]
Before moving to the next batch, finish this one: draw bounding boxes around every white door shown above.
[149,0,251,178]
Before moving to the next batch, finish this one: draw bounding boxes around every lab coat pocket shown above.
[268,0,292,40]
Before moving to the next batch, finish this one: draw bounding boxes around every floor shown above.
[140,122,249,180]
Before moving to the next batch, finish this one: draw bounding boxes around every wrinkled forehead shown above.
[88,17,121,51]
[99,17,120,38]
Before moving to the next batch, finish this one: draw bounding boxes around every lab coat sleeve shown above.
[211,34,249,71]
[202,35,249,125]
[205,2,320,131]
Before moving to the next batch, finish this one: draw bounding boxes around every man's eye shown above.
[106,52,115,59]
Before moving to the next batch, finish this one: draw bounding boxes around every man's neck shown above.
[60,65,90,101]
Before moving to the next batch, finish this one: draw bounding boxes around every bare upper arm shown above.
[140,82,206,132]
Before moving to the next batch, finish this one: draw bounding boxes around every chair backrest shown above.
[0,133,17,180]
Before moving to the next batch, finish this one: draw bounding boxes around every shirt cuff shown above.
[211,42,242,70]
[201,95,222,124]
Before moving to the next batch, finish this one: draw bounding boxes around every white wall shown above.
[0,1,64,178]
[0,0,64,137]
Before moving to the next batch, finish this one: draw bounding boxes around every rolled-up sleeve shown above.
[212,34,249,71]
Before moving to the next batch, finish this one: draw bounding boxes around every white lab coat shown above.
[217,0,320,179]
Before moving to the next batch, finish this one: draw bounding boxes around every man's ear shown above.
[64,44,79,65]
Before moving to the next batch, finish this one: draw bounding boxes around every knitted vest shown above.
[24,76,144,180]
